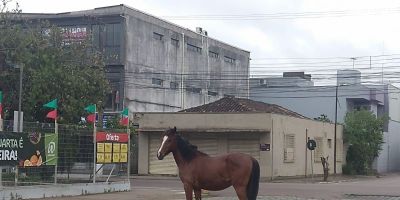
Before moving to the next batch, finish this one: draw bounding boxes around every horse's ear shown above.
[173,126,177,133]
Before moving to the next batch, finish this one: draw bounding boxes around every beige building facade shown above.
[136,111,343,179]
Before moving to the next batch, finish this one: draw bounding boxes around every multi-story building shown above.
[250,70,400,173]
[24,4,250,113]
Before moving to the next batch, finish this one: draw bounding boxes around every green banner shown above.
[44,133,58,165]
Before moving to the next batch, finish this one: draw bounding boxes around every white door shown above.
[148,134,177,175]
[228,134,260,161]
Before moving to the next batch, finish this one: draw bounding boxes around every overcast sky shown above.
[15,0,400,84]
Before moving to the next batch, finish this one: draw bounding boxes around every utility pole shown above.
[17,63,24,133]
[334,85,338,175]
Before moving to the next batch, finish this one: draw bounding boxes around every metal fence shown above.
[0,120,133,188]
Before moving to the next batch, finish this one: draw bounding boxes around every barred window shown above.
[209,51,219,59]
[187,43,202,53]
[224,56,235,64]
[284,134,295,162]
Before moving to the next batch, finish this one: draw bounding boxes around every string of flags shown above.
[0,93,129,127]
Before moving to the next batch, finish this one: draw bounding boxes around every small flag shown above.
[120,116,129,126]
[43,99,58,109]
[120,108,129,126]
[84,104,96,113]
[86,114,96,123]
[121,108,128,116]
[46,110,57,119]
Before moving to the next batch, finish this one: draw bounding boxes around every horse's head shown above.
[157,127,178,160]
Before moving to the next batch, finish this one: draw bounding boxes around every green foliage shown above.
[314,114,332,123]
[344,109,388,174]
[0,0,110,123]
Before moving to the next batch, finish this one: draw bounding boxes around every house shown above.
[136,97,343,179]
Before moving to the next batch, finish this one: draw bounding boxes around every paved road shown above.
[41,174,400,200]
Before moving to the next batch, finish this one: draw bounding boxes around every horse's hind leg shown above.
[233,185,247,200]
[194,188,201,200]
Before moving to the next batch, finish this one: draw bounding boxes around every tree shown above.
[0,0,110,123]
[344,109,388,174]
[314,114,332,123]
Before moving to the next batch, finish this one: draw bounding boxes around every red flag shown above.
[120,116,129,126]
[46,110,57,119]
[86,114,96,123]
[0,104,2,117]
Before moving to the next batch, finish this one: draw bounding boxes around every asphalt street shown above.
[39,173,400,200]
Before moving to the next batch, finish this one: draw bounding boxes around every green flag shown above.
[121,108,128,116]
[0,91,3,103]
[85,104,96,113]
[43,99,58,109]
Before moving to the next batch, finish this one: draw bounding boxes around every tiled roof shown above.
[180,97,307,119]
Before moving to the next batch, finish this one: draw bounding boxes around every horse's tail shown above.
[246,158,260,200]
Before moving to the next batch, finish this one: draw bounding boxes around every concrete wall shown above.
[376,85,400,172]
[271,114,343,178]
[123,6,250,112]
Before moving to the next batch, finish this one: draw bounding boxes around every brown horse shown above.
[157,127,260,200]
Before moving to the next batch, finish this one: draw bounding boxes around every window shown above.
[314,137,324,162]
[152,78,163,86]
[327,139,332,148]
[208,91,218,96]
[284,134,295,162]
[171,38,179,47]
[153,32,163,41]
[187,43,202,53]
[104,23,122,64]
[209,51,219,59]
[187,87,202,94]
[170,82,179,89]
[224,56,235,64]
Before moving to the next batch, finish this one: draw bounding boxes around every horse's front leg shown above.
[183,183,193,200]
[194,188,201,200]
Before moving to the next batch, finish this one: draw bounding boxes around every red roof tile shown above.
[180,97,307,119]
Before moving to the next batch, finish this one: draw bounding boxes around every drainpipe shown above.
[181,32,185,109]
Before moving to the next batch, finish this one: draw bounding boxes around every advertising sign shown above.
[45,133,58,165]
[96,132,128,164]
[0,132,45,167]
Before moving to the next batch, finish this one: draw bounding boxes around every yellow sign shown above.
[113,143,120,153]
[104,143,112,153]
[104,153,112,163]
[113,153,120,162]
[97,143,105,153]
[120,144,128,153]
[97,153,104,163]
[120,153,128,162]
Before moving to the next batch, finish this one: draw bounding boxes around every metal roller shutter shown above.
[148,134,177,175]
[189,137,218,157]
[228,135,260,161]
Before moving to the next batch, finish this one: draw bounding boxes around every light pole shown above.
[16,63,23,133]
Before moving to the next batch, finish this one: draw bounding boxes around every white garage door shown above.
[148,134,177,175]
[228,135,260,161]
[189,137,218,157]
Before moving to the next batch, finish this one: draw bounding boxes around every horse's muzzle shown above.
[157,153,164,160]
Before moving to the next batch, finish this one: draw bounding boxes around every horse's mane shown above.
[176,135,208,161]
